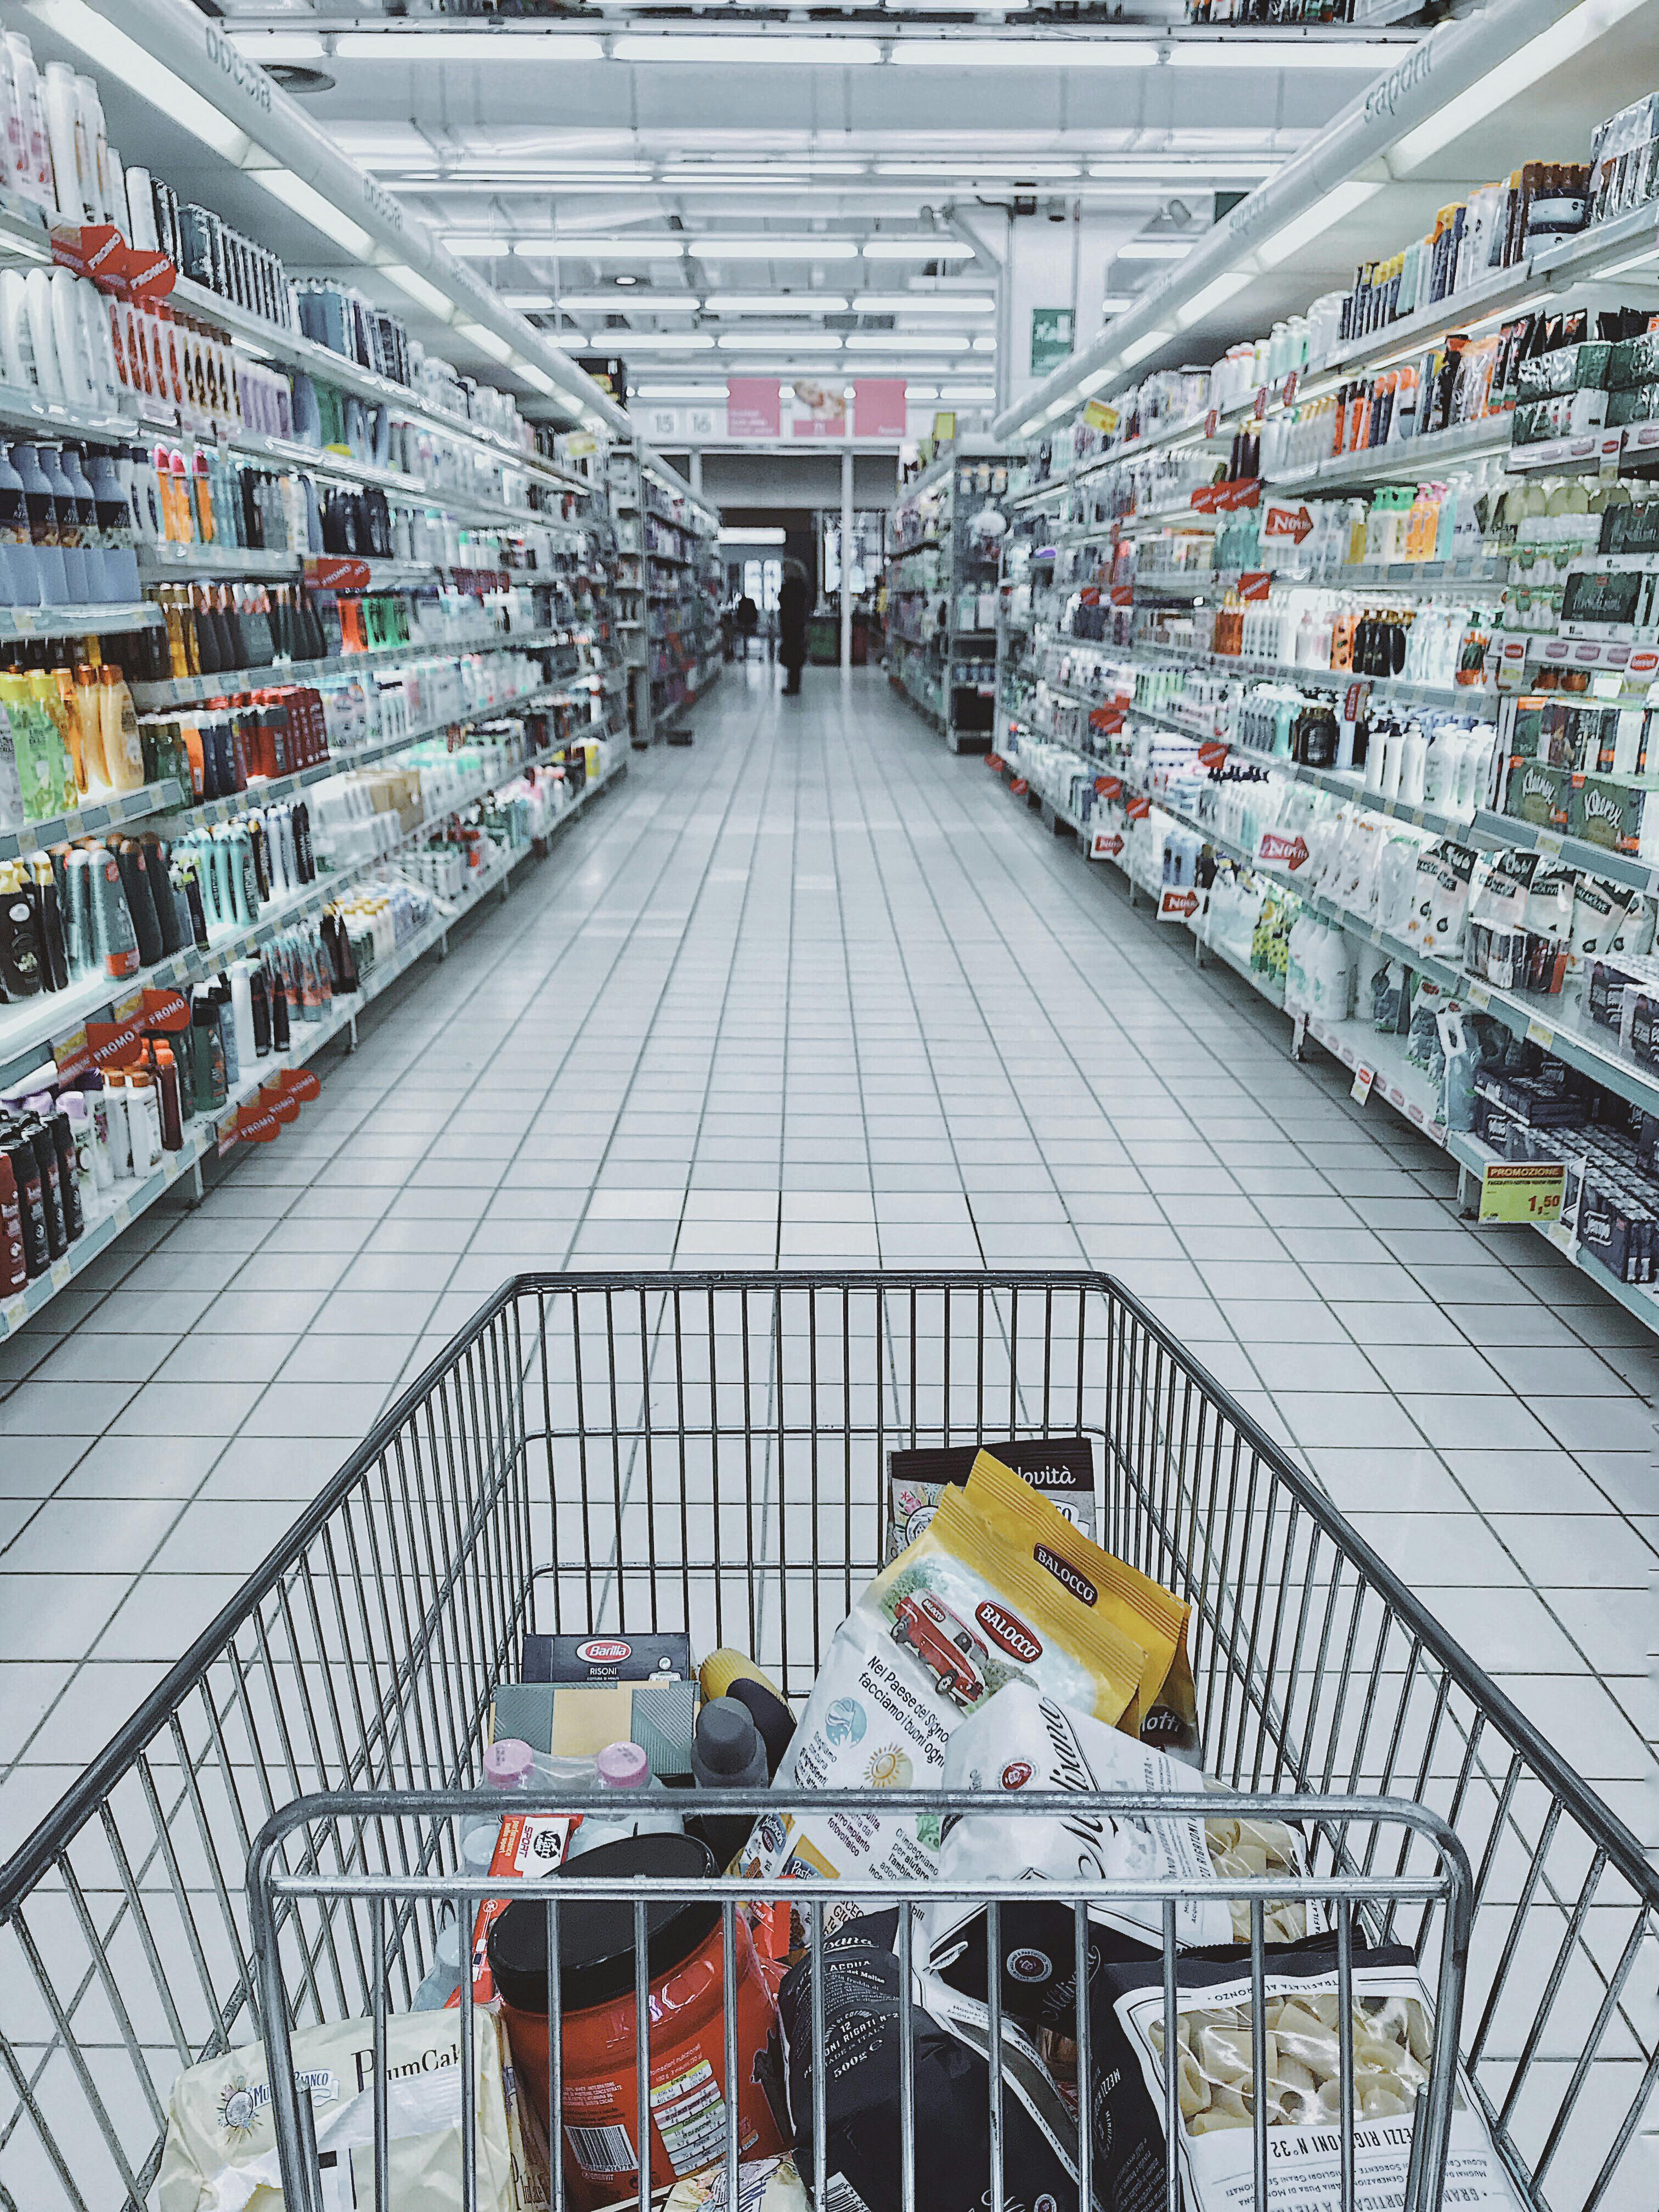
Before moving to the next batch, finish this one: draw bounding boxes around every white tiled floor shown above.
[1,662,1654,1861]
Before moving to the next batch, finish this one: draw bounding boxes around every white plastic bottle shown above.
[565,1741,684,1859]
[458,1735,537,1877]
[5,36,54,215]
[41,62,88,227]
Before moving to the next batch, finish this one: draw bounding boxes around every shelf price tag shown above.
[1525,1016,1555,1051]
[1350,1064,1375,1105]
[1478,1160,1565,1225]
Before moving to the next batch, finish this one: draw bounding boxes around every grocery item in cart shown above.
[884,1434,1098,1561]
[769,1910,1079,2212]
[667,2152,809,2212]
[487,1832,789,2212]
[964,1449,1199,1756]
[155,2005,540,2212]
[739,1481,1144,1887]
[923,1684,1321,2023]
[1088,1944,1528,2212]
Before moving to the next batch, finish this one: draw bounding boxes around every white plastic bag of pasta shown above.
[924,1685,1320,1973]
[1094,1947,1528,2212]
[155,2005,541,2212]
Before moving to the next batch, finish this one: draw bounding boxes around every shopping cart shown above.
[0,1274,1652,2212]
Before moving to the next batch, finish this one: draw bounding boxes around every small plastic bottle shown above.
[412,1920,464,2012]
[566,1741,684,1860]
[458,1735,536,1877]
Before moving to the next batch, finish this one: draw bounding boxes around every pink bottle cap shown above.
[596,1741,651,1791]
[483,1737,534,1787]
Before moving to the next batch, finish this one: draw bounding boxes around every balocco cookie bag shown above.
[736,1485,1144,1888]
[964,1449,1200,1758]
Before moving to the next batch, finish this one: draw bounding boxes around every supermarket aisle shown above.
[0,662,1653,1858]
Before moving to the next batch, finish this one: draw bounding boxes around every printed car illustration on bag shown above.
[891,1590,989,1706]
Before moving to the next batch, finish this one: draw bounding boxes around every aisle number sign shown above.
[1477,1161,1566,1224]
[1030,308,1075,376]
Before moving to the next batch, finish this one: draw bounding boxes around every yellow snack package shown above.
[964,1448,1201,1759]
[736,1481,1145,1888]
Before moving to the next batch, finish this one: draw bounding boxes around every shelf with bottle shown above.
[130,616,578,715]
[0,599,159,644]
[0,743,625,1340]
[0,693,592,1098]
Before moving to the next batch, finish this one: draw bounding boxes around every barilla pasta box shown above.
[523,1632,692,1684]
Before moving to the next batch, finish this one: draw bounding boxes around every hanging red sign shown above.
[1159,888,1201,921]
[143,987,191,1032]
[1109,584,1134,607]
[1078,586,1101,607]
[125,247,178,300]
[1238,572,1273,602]
[1197,740,1231,771]
[1009,777,1029,796]
[986,753,1006,772]
[1218,478,1262,511]
[277,1067,323,1104]
[1253,384,1268,421]
[1282,369,1299,408]
[1190,485,1221,514]
[1204,408,1219,439]
[233,1100,284,1144]
[1095,774,1122,799]
[1088,704,1124,731]
[1125,794,1152,821]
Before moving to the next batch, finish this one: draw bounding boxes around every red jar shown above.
[488,1832,785,2212]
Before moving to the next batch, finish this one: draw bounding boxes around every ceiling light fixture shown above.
[704,294,851,313]
[501,292,557,312]
[613,35,882,65]
[247,168,377,258]
[518,236,689,258]
[382,264,458,320]
[1255,178,1381,268]
[1175,269,1255,327]
[718,333,845,351]
[1166,40,1405,68]
[890,39,1158,66]
[1115,239,1198,261]
[558,292,701,313]
[334,30,605,59]
[1120,328,1171,365]
[456,322,516,364]
[861,238,977,260]
[595,330,717,349]
[688,238,861,260]
[845,332,975,352]
[228,31,327,63]
[852,294,995,314]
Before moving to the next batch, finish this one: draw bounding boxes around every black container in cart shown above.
[0,1274,1651,2212]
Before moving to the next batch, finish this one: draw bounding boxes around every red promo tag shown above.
[1238,571,1273,602]
[1088,704,1125,731]
[1190,484,1221,514]
[1257,829,1310,871]
[125,246,177,300]
[306,555,373,592]
[1343,681,1370,723]
[1009,777,1029,796]
[1204,408,1219,439]
[1158,887,1200,921]
[1125,794,1152,821]
[84,1010,155,1070]
[986,753,1005,772]
[51,221,124,289]
[233,1101,284,1144]
[1282,369,1298,408]
[1254,384,1268,421]
[1197,739,1231,771]
[1097,775,1123,802]
[1078,586,1101,607]
[143,986,191,1032]
[1109,584,1134,607]
[279,1066,323,1104]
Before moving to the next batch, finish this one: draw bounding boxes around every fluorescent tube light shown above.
[560,293,701,313]
[853,294,994,314]
[382,265,458,320]
[456,323,515,365]
[613,35,882,64]
[1175,269,1254,328]
[335,30,605,59]
[1077,369,1111,396]
[846,333,973,352]
[1256,178,1380,268]
[637,384,727,400]
[689,238,861,260]
[1166,40,1404,68]
[1116,239,1197,261]
[940,390,998,405]
[1120,328,1171,366]
[501,294,556,312]
[1099,296,1135,314]
[444,236,509,258]
[705,295,851,313]
[229,32,327,63]
[1042,397,1069,420]
[603,331,718,350]
[969,335,998,351]
[862,238,977,260]
[1088,158,1280,178]
[890,39,1158,65]
[719,334,844,351]
[27,0,254,161]
[248,170,377,260]
[521,238,689,259]
[513,362,558,396]
[1393,0,1647,175]
[720,527,788,544]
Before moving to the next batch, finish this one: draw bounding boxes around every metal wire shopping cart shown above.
[0,1274,1652,2212]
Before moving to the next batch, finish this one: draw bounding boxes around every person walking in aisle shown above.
[778,557,809,696]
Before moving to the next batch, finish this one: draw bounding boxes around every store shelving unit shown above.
[982,171,1659,1337]
[608,440,723,746]
[888,437,1015,755]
